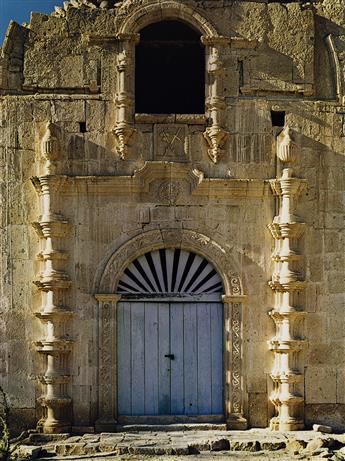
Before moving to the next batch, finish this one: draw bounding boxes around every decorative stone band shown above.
[222,295,247,429]
[95,294,121,431]
[31,166,271,200]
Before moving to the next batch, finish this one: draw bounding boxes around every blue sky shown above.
[0,0,64,45]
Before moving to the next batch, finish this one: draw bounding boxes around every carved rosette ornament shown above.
[201,36,229,164]
[113,33,139,159]
[268,126,307,431]
[31,126,73,433]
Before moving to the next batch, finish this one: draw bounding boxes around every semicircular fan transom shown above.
[117,249,223,295]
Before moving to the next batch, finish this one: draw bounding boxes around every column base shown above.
[43,420,71,434]
[270,417,304,431]
[226,414,248,430]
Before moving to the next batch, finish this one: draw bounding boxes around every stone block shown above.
[209,438,230,451]
[312,424,333,434]
[55,442,87,456]
[16,445,42,459]
[306,404,345,432]
[172,445,190,455]
[55,100,85,122]
[307,343,345,367]
[231,440,260,451]
[260,440,285,451]
[86,101,105,132]
[305,367,337,404]
[99,442,117,452]
[59,55,84,87]
[337,369,345,404]
[286,439,307,454]
[151,206,175,222]
[328,272,345,294]
[248,392,269,428]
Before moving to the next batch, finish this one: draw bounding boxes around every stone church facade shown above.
[0,0,344,435]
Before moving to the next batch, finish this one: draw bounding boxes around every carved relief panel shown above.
[154,124,189,161]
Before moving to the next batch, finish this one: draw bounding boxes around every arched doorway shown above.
[116,248,224,422]
[95,229,247,430]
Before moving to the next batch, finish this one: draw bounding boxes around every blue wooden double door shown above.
[117,301,224,417]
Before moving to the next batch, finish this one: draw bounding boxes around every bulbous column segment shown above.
[114,33,139,159]
[268,125,307,431]
[201,36,229,164]
[41,122,59,175]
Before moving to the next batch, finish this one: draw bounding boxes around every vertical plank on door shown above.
[117,302,132,415]
[197,303,212,414]
[211,303,223,414]
[144,303,159,415]
[184,303,198,415]
[158,303,170,415]
[131,302,145,415]
[170,302,184,414]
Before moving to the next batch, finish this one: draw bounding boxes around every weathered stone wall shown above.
[0,0,344,433]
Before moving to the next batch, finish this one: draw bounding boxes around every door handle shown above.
[164,354,175,360]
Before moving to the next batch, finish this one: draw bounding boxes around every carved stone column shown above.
[222,295,247,429]
[201,36,229,164]
[114,33,139,159]
[268,126,307,431]
[32,125,73,433]
[95,294,121,431]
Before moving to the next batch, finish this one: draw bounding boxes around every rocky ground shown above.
[13,429,345,461]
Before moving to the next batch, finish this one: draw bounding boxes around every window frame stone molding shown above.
[113,0,232,163]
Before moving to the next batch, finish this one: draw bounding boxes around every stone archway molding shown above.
[117,0,220,38]
[98,229,243,296]
[95,229,248,431]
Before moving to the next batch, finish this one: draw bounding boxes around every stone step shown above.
[117,423,228,432]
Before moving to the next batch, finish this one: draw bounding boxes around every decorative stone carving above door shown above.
[154,125,189,161]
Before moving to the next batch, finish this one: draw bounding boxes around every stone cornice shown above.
[32,164,271,199]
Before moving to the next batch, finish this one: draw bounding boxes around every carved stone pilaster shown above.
[114,33,139,159]
[41,122,60,175]
[268,128,307,431]
[201,36,229,164]
[222,295,248,430]
[95,294,121,431]
[32,171,73,434]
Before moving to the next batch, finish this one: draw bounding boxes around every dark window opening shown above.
[79,121,87,133]
[135,21,205,114]
[271,111,286,127]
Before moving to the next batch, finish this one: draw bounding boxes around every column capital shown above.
[95,294,121,304]
[201,35,230,46]
[116,32,140,43]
